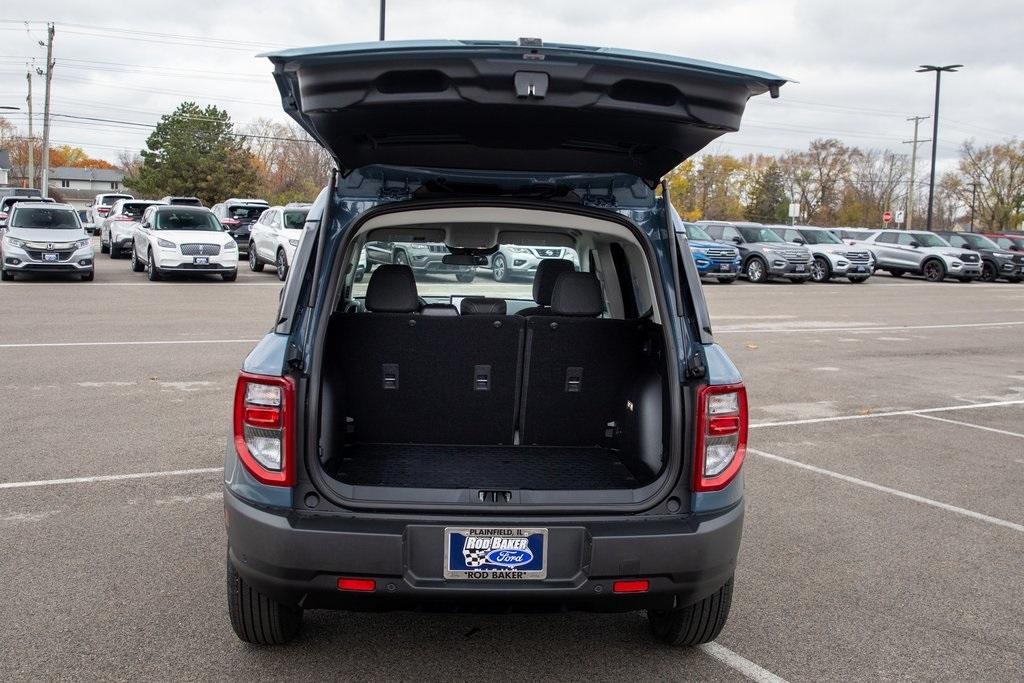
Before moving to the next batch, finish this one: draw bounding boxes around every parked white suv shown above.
[860,229,982,282]
[87,192,134,227]
[770,225,874,283]
[247,203,311,281]
[1,202,94,281]
[98,199,162,258]
[129,205,239,281]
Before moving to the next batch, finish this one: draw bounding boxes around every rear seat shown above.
[327,264,524,445]
[520,272,644,446]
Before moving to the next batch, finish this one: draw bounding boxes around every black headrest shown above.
[460,297,507,315]
[365,265,420,313]
[532,259,576,306]
[420,303,459,317]
[550,272,604,317]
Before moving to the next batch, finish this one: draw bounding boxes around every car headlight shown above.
[157,238,176,249]
[690,247,707,254]
[943,252,961,258]
[4,236,25,248]
[762,247,783,254]
[223,241,237,250]
[508,246,532,254]
[288,239,299,247]
[75,239,90,249]
[409,243,430,251]
[995,252,1012,259]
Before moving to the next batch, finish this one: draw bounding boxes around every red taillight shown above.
[97,207,110,216]
[0,212,7,220]
[221,217,240,227]
[337,578,376,592]
[113,215,137,221]
[233,372,295,486]
[693,383,748,492]
[613,579,649,594]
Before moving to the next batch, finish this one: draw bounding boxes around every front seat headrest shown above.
[365,264,420,313]
[420,303,459,317]
[531,259,576,306]
[460,297,507,315]
[550,272,604,317]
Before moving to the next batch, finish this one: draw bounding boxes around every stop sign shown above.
[883,211,893,223]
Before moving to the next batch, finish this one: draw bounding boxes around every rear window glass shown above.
[122,203,152,218]
[352,241,580,303]
[100,195,132,206]
[169,198,202,206]
[227,205,266,220]
[11,207,80,229]
[154,210,221,231]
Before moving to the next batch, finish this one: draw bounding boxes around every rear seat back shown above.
[520,272,644,446]
[328,312,524,445]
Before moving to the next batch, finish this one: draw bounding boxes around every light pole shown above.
[379,0,386,40]
[916,64,962,231]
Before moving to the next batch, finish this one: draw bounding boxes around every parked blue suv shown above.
[679,221,741,283]
[224,38,786,648]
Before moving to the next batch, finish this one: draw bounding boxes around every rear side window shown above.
[720,226,741,241]
[283,210,309,229]
[122,203,151,218]
[947,235,967,248]
[875,232,897,244]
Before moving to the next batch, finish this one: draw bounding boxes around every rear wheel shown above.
[393,249,410,267]
[276,249,288,281]
[100,236,110,254]
[492,253,509,282]
[130,245,145,272]
[922,259,946,282]
[222,269,238,282]
[226,556,302,645]
[810,256,831,282]
[1009,277,1023,284]
[744,257,768,283]
[109,241,120,259]
[248,244,263,272]
[648,577,734,646]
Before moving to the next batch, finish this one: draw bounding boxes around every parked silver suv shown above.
[699,220,812,283]
[770,225,874,283]
[859,230,981,282]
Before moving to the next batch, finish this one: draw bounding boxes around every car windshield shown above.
[960,234,1000,250]
[352,241,581,302]
[11,207,79,229]
[155,210,221,231]
[684,224,714,241]
[283,210,309,230]
[800,229,843,245]
[228,205,265,220]
[738,226,785,243]
[911,233,949,248]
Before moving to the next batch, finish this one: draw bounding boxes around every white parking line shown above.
[717,321,1024,334]
[912,413,1024,439]
[749,448,1024,534]
[750,398,1024,429]
[699,642,789,683]
[0,467,222,490]
[0,338,260,349]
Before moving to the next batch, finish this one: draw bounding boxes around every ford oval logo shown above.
[484,547,534,568]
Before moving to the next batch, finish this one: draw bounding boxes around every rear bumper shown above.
[225,489,743,612]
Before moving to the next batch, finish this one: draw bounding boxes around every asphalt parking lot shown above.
[1,247,1022,681]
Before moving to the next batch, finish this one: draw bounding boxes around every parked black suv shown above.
[225,39,785,647]
[212,198,268,254]
[934,231,1023,283]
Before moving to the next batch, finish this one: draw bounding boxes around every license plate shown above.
[719,264,733,272]
[43,252,58,262]
[853,266,865,273]
[444,527,547,580]
[794,264,806,272]
[193,257,209,265]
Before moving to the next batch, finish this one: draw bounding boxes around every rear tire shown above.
[492,253,510,282]
[979,262,996,283]
[744,257,768,283]
[146,250,161,281]
[456,272,476,283]
[222,269,238,282]
[109,242,120,259]
[848,276,869,283]
[100,238,110,255]
[648,578,734,646]
[717,277,736,284]
[249,244,263,272]
[957,277,973,283]
[889,269,904,278]
[276,249,288,282]
[226,556,302,645]
[81,270,94,282]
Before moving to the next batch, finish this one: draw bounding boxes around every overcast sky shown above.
[1,0,1019,173]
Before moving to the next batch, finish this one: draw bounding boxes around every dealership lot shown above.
[0,251,1022,680]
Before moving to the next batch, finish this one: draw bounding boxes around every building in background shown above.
[47,167,127,209]
[0,150,11,186]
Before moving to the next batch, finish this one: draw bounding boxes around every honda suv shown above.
[225,39,786,647]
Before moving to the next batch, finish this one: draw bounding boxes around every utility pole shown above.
[968,182,977,232]
[379,0,386,40]
[26,67,34,189]
[902,115,929,231]
[40,23,55,198]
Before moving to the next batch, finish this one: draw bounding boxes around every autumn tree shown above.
[244,118,331,204]
[127,102,260,205]
[956,139,1024,230]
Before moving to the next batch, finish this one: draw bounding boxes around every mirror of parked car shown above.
[910,241,920,248]
[792,237,806,245]
[731,236,743,244]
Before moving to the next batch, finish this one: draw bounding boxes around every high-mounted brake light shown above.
[233,372,295,486]
[693,383,748,492]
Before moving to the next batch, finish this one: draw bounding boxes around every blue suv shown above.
[679,221,741,283]
[224,38,786,647]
